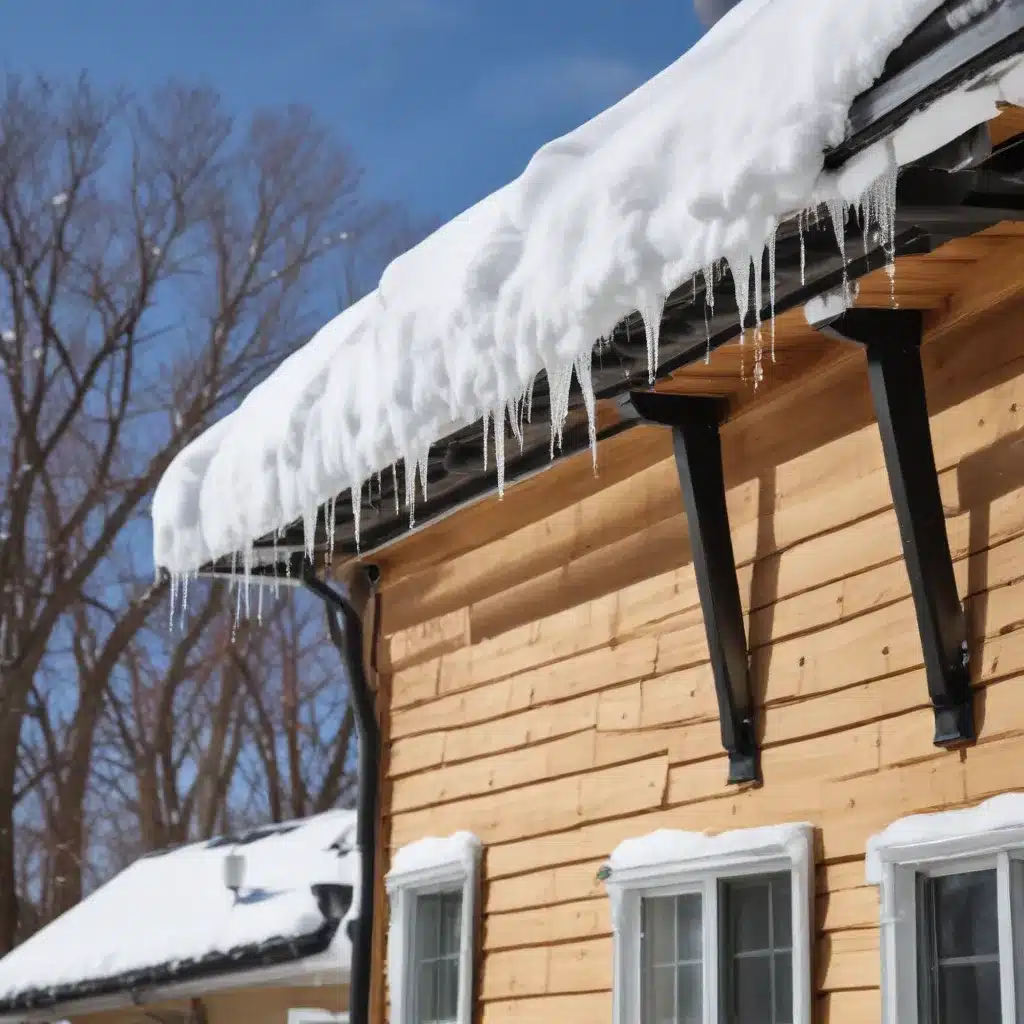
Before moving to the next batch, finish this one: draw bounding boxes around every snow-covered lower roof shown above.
[151,0,1014,578]
[0,810,357,1014]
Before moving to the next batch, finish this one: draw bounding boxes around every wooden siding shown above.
[370,216,1024,1022]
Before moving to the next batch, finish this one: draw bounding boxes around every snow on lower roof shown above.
[0,810,357,1009]
[152,0,955,578]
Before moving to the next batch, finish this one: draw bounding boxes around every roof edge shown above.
[0,919,341,1017]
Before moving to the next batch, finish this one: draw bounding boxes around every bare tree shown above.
[232,589,357,824]
[0,73,404,949]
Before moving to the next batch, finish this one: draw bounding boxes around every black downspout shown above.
[303,565,380,1024]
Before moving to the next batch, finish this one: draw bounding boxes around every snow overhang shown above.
[151,0,1024,586]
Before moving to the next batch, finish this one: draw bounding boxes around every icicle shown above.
[242,545,253,620]
[574,351,598,473]
[752,248,765,389]
[768,229,777,365]
[168,572,179,631]
[257,575,265,625]
[271,532,280,596]
[495,407,507,498]
[325,496,337,566]
[417,449,430,503]
[702,264,715,364]
[392,463,400,515]
[827,197,848,292]
[404,454,416,527]
[232,571,243,642]
[302,503,319,562]
[639,293,666,384]
[799,210,806,287]
[730,256,752,382]
[526,377,535,424]
[548,361,574,456]
[352,480,362,553]
[509,396,524,453]
[179,572,189,632]
[482,411,490,473]
[870,164,900,307]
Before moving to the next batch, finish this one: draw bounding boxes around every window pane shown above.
[416,959,438,1023]
[644,896,678,967]
[932,870,999,959]
[937,961,1001,1024]
[440,892,462,957]
[676,893,703,962]
[436,957,459,1023]
[417,895,441,960]
[919,870,1003,1024]
[732,955,772,1024]
[730,881,771,953]
[772,875,793,948]
[641,893,704,1024]
[644,963,675,1024]
[676,963,702,1024]
[1012,860,1024,1024]
[774,950,793,1024]
[722,875,792,1024]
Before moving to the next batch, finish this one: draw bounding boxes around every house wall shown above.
[70,983,348,1024]
[372,259,1024,1023]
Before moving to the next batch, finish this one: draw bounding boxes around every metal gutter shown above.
[0,956,350,1024]
[0,923,341,1019]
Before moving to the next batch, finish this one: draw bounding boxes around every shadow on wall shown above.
[693,0,744,27]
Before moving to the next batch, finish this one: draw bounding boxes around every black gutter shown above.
[0,922,339,1015]
[825,0,1024,169]
[301,566,379,1024]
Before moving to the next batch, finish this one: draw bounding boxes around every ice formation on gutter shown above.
[151,0,1024,601]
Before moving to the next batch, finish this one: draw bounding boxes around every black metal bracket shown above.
[625,390,759,784]
[813,307,974,746]
[302,564,381,1024]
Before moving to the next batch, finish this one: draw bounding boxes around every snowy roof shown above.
[151,0,1024,579]
[0,810,357,1014]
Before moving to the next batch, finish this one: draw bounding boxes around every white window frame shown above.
[867,794,1024,1024]
[385,832,481,1024]
[603,823,814,1024]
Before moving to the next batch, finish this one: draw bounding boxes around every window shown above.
[867,793,1024,1024]
[604,824,814,1024]
[386,832,481,1024]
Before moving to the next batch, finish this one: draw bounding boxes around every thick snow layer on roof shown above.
[152,0,958,576]
[0,810,357,1006]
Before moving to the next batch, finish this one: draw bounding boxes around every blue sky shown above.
[0,0,705,224]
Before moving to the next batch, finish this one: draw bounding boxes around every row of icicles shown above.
[168,166,900,631]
